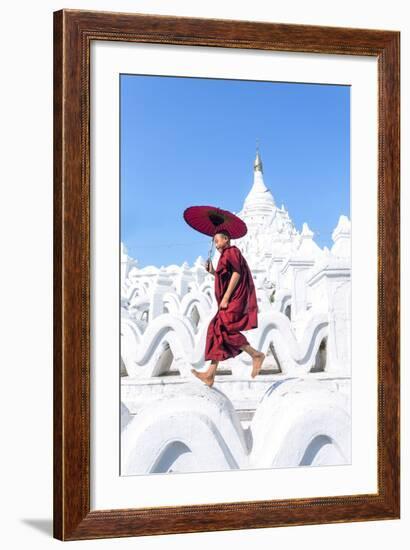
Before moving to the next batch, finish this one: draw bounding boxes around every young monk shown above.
[191,229,265,387]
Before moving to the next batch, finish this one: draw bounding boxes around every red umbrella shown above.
[183,205,247,238]
[183,205,247,262]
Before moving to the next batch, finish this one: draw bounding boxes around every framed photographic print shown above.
[53,8,400,541]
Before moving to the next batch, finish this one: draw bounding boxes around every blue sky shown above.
[120,74,350,267]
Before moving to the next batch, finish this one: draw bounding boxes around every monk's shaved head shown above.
[213,230,231,252]
[214,229,231,241]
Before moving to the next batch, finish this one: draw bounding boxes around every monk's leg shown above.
[191,360,219,387]
[239,344,265,378]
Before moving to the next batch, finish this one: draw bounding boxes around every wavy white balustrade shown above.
[249,377,351,468]
[121,305,332,379]
[121,378,351,475]
[122,383,249,474]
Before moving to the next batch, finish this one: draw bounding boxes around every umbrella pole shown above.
[207,236,214,262]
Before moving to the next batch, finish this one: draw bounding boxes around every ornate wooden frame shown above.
[53,8,400,541]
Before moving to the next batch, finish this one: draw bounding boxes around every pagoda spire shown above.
[254,140,263,173]
[242,145,275,211]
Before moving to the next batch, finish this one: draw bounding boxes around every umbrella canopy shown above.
[183,205,247,239]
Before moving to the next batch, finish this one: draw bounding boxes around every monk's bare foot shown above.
[191,368,215,387]
[251,352,265,378]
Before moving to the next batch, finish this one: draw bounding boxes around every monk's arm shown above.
[223,271,241,301]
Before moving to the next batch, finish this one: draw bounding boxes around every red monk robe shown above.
[205,245,258,361]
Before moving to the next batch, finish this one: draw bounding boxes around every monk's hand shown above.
[205,260,213,274]
[219,296,229,310]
